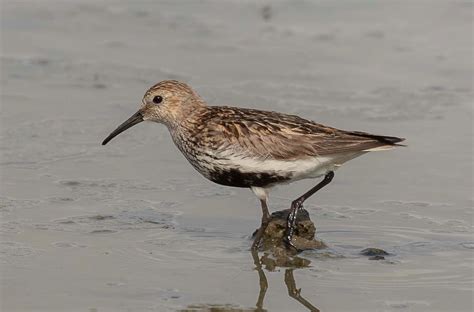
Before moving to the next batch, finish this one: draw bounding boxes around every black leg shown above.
[284,171,335,250]
[252,199,271,250]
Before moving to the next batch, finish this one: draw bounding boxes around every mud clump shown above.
[253,208,325,267]
[360,247,390,260]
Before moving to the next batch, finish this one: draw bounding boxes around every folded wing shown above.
[203,107,404,160]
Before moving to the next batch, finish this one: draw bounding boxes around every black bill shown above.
[102,110,144,145]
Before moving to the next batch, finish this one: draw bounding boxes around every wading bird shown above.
[102,80,404,250]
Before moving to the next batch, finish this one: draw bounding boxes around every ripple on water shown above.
[178,304,256,312]
[0,241,41,264]
[460,242,474,249]
[1,55,187,93]
[0,197,41,212]
[57,178,171,200]
[0,118,109,169]
[34,200,178,234]
[305,223,473,291]
[51,241,87,248]
[384,300,430,310]
[0,221,23,234]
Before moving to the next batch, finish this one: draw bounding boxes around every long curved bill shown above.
[102,110,144,145]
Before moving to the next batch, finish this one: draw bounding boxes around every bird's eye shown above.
[152,96,163,104]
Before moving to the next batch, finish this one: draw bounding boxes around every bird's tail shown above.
[348,131,406,151]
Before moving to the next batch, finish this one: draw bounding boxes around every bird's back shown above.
[184,106,403,158]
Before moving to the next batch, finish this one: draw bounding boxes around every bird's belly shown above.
[191,154,339,188]
[206,167,291,188]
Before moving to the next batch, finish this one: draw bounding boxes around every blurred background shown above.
[1,1,472,311]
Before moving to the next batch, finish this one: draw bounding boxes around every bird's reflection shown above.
[251,250,268,311]
[179,250,319,312]
[251,249,320,312]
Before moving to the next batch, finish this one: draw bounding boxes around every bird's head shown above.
[102,80,204,145]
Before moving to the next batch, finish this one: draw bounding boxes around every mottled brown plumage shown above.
[178,106,402,160]
[102,80,405,250]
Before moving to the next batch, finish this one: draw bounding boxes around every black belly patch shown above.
[208,168,291,188]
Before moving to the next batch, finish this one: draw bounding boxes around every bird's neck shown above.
[167,104,209,138]
[165,107,209,166]
[163,97,206,128]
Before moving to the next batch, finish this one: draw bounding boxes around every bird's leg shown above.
[252,199,271,250]
[284,171,335,251]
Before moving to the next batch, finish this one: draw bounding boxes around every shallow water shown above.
[1,1,473,311]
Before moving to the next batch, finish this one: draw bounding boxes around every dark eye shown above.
[152,96,163,104]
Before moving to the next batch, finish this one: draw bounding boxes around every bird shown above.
[102,80,405,250]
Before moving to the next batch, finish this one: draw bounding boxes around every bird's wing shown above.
[201,107,403,160]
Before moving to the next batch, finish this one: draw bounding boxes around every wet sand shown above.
[1,1,473,311]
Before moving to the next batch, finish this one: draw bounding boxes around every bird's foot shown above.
[251,236,261,250]
[283,234,300,253]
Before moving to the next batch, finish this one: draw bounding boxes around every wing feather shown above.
[196,107,404,160]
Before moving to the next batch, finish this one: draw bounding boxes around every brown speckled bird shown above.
[102,80,405,250]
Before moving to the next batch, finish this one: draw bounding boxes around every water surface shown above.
[1,1,472,311]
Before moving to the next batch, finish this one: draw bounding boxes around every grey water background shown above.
[1,1,473,311]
